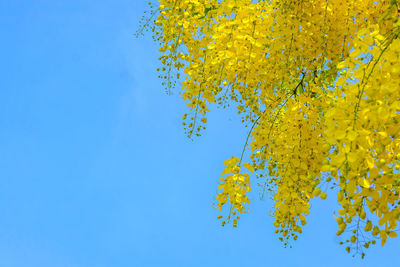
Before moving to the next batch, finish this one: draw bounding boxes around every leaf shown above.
[335,129,346,140]
[242,162,254,173]
[381,237,387,247]
[337,61,348,69]
[388,231,397,238]
[358,178,371,189]
[366,156,375,169]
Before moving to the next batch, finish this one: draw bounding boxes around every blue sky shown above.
[0,1,399,266]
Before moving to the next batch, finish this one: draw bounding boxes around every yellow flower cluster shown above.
[215,157,251,227]
[146,0,400,256]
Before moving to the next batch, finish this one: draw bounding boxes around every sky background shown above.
[0,1,399,266]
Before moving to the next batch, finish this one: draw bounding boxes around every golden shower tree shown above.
[139,0,400,257]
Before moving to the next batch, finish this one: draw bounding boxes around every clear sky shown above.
[0,1,399,266]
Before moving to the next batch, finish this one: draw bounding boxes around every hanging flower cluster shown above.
[140,0,400,257]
